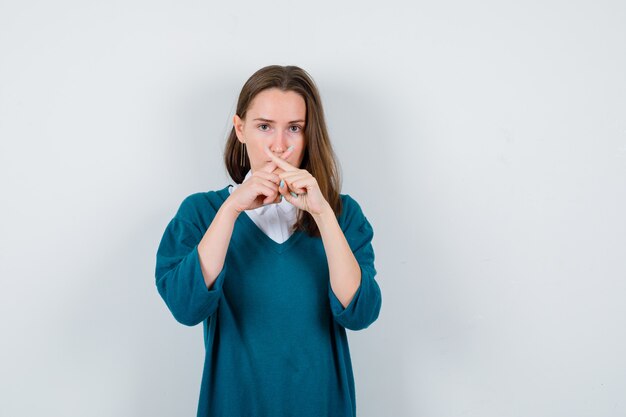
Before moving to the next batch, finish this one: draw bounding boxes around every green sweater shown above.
[155,186,382,417]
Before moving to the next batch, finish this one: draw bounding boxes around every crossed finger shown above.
[260,145,296,174]
[263,145,299,172]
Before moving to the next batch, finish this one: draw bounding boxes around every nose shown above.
[270,130,288,154]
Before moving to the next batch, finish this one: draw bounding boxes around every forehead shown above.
[247,88,306,121]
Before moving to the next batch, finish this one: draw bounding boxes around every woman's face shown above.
[233,88,306,173]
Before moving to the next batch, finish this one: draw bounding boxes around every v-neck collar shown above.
[216,186,305,254]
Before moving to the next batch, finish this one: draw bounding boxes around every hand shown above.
[226,147,296,213]
[263,145,331,216]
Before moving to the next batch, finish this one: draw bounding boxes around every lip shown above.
[266,157,289,164]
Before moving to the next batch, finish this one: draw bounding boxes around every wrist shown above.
[220,197,243,219]
[311,202,335,225]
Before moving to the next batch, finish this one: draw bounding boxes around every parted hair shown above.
[224,65,342,237]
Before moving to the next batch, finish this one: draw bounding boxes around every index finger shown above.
[259,145,296,174]
[264,145,298,172]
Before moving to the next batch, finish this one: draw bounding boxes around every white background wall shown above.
[1,0,625,416]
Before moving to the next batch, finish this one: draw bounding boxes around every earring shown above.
[240,142,246,166]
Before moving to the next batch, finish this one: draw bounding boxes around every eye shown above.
[258,124,270,131]
[289,125,303,133]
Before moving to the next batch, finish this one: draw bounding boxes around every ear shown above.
[233,114,245,143]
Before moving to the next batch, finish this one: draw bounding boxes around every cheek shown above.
[294,148,306,165]
[291,134,305,150]
[248,144,266,160]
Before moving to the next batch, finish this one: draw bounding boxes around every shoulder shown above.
[338,193,367,218]
[337,193,375,251]
[337,193,372,232]
[174,185,231,226]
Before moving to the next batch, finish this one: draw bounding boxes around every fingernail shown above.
[280,180,285,188]
[290,191,298,198]
[287,145,294,151]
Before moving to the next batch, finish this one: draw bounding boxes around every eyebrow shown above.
[252,118,305,124]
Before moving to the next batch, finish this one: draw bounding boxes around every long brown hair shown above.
[224,65,342,237]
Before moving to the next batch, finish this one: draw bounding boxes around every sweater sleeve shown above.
[328,196,382,331]
[155,215,226,326]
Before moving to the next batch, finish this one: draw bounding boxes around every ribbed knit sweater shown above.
[155,185,382,417]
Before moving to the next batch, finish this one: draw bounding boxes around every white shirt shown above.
[228,170,297,244]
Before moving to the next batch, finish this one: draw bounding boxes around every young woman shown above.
[156,65,382,417]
